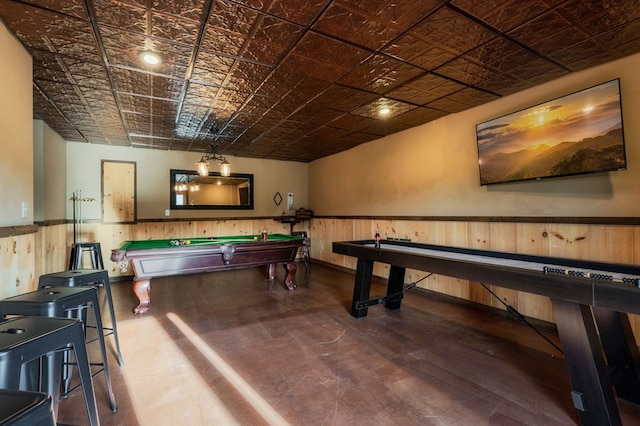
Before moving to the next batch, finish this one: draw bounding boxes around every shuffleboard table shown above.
[112,234,304,315]
[333,239,640,426]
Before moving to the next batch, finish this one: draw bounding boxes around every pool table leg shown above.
[133,278,151,315]
[268,263,277,280]
[283,262,297,290]
[268,262,297,290]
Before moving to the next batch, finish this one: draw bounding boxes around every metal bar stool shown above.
[69,242,104,270]
[0,389,55,426]
[291,231,311,268]
[38,269,123,367]
[0,316,100,426]
[0,287,117,413]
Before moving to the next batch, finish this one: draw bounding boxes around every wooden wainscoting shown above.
[310,218,640,337]
[34,218,306,279]
[0,232,36,299]
[4,217,638,338]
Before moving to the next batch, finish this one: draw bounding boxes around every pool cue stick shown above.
[78,189,82,243]
[71,191,77,245]
[479,282,563,354]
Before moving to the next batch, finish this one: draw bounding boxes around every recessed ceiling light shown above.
[378,106,391,116]
[139,50,161,65]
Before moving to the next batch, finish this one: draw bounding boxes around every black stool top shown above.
[40,269,107,278]
[39,269,109,287]
[1,286,95,304]
[0,389,54,426]
[0,317,83,355]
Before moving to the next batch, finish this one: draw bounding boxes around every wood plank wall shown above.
[0,233,36,299]
[1,217,638,340]
[310,218,640,339]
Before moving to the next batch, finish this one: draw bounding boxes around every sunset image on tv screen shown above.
[476,79,626,185]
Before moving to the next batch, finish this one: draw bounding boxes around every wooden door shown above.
[102,160,136,223]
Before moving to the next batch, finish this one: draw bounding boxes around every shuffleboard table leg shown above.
[385,265,406,311]
[592,307,640,404]
[351,259,374,318]
[282,262,297,291]
[551,298,621,426]
[133,278,151,315]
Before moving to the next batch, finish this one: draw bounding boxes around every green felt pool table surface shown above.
[117,233,302,250]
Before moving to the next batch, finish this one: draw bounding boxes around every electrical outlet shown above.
[287,193,294,210]
[21,202,28,218]
[165,209,170,216]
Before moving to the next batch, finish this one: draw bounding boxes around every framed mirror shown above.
[170,169,254,210]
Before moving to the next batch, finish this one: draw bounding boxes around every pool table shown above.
[111,234,304,314]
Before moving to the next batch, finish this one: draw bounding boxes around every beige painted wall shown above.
[0,21,33,226]
[65,142,308,220]
[34,120,67,222]
[309,53,640,218]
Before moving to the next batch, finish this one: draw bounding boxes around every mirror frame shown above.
[170,169,254,210]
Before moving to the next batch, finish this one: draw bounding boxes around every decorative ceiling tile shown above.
[153,0,206,22]
[392,106,448,127]
[312,0,442,50]
[327,114,379,132]
[240,0,328,26]
[586,19,640,58]
[338,54,424,94]
[311,85,379,112]
[507,10,590,56]
[556,0,640,36]
[208,0,260,37]
[93,0,146,34]
[281,31,371,82]
[21,0,89,19]
[386,73,467,105]
[240,15,303,65]
[383,33,458,71]
[452,0,550,33]
[200,26,247,57]
[411,7,497,55]
[2,0,640,162]
[434,57,493,87]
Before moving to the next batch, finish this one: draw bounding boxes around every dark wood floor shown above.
[57,262,640,425]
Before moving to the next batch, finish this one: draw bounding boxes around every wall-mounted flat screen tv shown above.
[475,79,626,185]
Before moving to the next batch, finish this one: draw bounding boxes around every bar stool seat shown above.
[0,389,55,426]
[0,287,116,413]
[0,317,99,426]
[39,269,123,367]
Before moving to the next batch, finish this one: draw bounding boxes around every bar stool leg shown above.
[87,299,117,412]
[101,283,124,367]
[42,352,63,419]
[69,321,100,426]
[69,244,83,270]
[63,298,117,412]
[68,245,76,270]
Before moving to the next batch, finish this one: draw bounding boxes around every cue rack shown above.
[70,190,95,244]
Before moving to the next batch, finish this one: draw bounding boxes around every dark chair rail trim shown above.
[5,216,638,238]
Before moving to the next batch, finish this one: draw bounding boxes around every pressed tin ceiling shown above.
[1,0,640,162]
